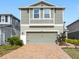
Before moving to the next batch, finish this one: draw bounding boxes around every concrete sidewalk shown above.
[0,44,72,59]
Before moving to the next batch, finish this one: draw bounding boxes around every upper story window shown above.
[34,8,40,18]
[43,9,51,18]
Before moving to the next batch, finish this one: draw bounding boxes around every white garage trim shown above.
[26,30,59,33]
[26,30,60,35]
[20,33,27,44]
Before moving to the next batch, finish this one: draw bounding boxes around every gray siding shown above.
[4,27,12,40]
[30,20,53,24]
[51,9,54,19]
[30,9,33,18]
[68,31,79,39]
[12,16,20,36]
[55,9,63,24]
[0,27,12,45]
[67,21,79,33]
[21,9,29,24]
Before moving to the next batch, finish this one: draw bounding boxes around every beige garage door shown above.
[26,32,57,44]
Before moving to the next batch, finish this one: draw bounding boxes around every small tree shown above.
[7,37,23,46]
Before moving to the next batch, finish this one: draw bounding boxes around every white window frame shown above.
[33,8,41,20]
[43,9,51,20]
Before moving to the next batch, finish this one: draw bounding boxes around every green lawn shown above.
[0,45,21,57]
[63,48,79,59]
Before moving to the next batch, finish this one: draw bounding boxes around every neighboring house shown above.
[67,19,79,39]
[19,1,65,44]
[0,14,20,45]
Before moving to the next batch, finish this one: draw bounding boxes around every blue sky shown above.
[0,0,79,25]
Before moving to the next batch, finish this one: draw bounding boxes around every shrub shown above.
[65,39,79,45]
[7,37,23,46]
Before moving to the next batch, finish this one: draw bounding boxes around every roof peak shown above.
[30,0,55,6]
[39,0,45,1]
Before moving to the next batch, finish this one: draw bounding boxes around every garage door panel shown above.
[27,32,57,44]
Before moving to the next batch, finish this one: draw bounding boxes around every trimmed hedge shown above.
[7,37,23,46]
[65,39,79,45]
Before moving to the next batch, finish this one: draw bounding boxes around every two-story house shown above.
[19,1,65,44]
[0,14,20,45]
[67,19,79,39]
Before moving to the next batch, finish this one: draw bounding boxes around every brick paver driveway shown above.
[0,44,72,59]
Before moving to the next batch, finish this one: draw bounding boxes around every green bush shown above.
[65,39,79,45]
[7,37,23,46]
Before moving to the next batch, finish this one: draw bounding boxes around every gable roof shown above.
[0,13,20,22]
[19,1,65,10]
[30,1,55,6]
[67,19,79,27]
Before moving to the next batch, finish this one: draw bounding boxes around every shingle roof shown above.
[0,13,20,22]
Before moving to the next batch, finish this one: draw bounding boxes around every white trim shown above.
[21,24,30,26]
[29,8,30,24]
[30,24,55,26]
[33,8,41,20]
[62,10,64,31]
[21,24,63,26]
[33,8,34,19]
[54,24,63,26]
[53,9,55,24]
[26,30,59,33]
[20,10,21,24]
[20,10,22,35]
[20,33,26,44]
[62,10,64,24]
[26,30,59,35]
[29,24,63,26]
[43,8,52,20]
[2,30,5,45]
